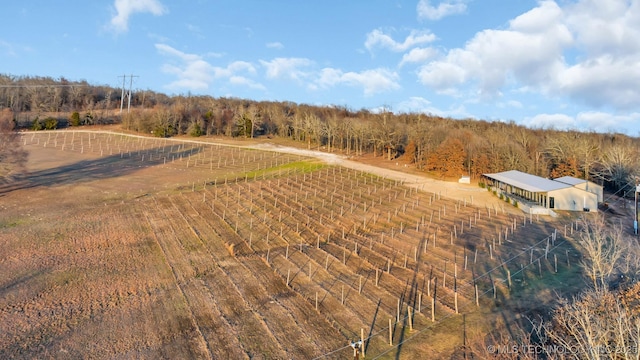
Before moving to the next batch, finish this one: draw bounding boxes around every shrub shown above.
[189,123,203,137]
[32,117,44,130]
[69,112,81,126]
[83,112,94,125]
[478,182,485,188]
[44,117,58,130]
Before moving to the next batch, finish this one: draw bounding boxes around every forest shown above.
[2,74,639,196]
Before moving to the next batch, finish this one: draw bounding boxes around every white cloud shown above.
[259,57,313,81]
[315,68,400,96]
[418,58,468,93]
[497,100,523,109]
[266,42,284,49]
[419,1,571,97]
[396,96,470,117]
[416,0,640,113]
[365,29,436,52]
[156,44,213,90]
[229,76,266,91]
[565,0,640,57]
[558,55,640,109]
[557,0,640,109]
[417,0,466,20]
[523,111,640,134]
[155,44,263,91]
[110,0,167,33]
[396,96,432,113]
[228,61,257,75]
[575,111,640,133]
[0,39,16,56]
[399,47,438,66]
[522,113,576,130]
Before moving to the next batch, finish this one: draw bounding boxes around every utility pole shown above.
[127,74,139,113]
[118,74,138,113]
[119,74,126,113]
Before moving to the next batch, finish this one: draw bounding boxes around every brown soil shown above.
[0,129,587,359]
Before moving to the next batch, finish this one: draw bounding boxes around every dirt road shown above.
[248,143,503,207]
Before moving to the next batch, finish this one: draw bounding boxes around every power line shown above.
[118,74,139,113]
[0,84,91,88]
[312,229,570,359]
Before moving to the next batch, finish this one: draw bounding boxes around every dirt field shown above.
[0,130,587,359]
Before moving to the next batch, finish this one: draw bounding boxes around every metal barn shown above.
[483,170,600,215]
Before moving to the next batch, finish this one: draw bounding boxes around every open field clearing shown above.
[0,131,587,359]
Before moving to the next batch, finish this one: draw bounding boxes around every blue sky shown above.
[2,0,639,135]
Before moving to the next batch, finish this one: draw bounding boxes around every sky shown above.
[1,0,640,136]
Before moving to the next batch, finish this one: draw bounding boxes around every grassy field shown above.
[0,131,588,359]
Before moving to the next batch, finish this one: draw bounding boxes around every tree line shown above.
[1,74,639,195]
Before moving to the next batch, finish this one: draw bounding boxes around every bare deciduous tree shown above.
[0,109,28,181]
[543,287,640,360]
[575,215,625,291]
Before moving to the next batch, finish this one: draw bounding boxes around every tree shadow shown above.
[393,231,428,359]
[0,145,203,194]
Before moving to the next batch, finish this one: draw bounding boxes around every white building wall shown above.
[573,181,604,203]
[547,187,598,212]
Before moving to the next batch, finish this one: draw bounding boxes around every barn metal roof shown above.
[553,176,586,186]
[484,170,571,193]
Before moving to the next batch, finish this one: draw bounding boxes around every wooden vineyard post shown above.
[287,269,291,287]
[507,268,512,288]
[545,238,549,259]
[454,277,458,314]
[397,298,400,322]
[431,296,435,322]
[418,293,422,313]
[315,292,318,311]
[443,268,446,289]
[530,248,534,264]
[359,275,363,294]
[341,285,345,305]
[493,280,496,299]
[538,258,542,277]
[376,268,380,287]
[408,306,413,331]
[475,283,479,307]
[554,254,558,273]
[389,318,393,346]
